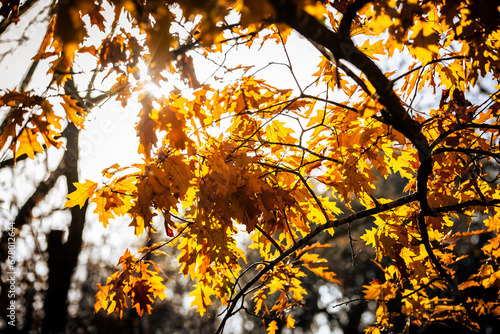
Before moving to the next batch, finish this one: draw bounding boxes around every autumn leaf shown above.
[265,120,296,153]
[189,283,214,317]
[61,95,87,128]
[84,4,106,32]
[14,128,44,160]
[131,280,154,316]
[267,320,279,334]
[300,252,342,284]
[358,38,387,61]
[65,179,98,209]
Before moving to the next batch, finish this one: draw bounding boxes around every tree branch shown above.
[0,0,40,36]
[433,147,500,160]
[268,0,430,156]
[13,159,65,229]
[392,56,468,83]
[214,192,418,334]
[338,0,370,36]
[430,198,500,215]
[255,225,284,255]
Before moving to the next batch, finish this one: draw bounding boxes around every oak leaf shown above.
[65,179,98,209]
[267,320,279,334]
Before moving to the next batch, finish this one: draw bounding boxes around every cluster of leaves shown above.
[94,248,168,317]
[3,0,500,333]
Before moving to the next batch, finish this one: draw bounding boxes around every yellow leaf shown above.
[484,215,500,232]
[265,120,295,143]
[65,179,98,208]
[145,271,168,300]
[358,39,387,61]
[267,320,279,334]
[94,283,111,313]
[361,227,378,248]
[359,98,383,119]
[458,280,480,291]
[409,20,440,63]
[301,253,341,284]
[189,284,214,317]
[90,191,118,228]
[304,3,328,20]
[61,95,87,129]
[365,326,382,334]
[15,128,44,160]
[253,289,268,315]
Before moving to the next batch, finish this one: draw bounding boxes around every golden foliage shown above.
[4,0,500,333]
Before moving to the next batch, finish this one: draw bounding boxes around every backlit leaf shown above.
[65,179,98,209]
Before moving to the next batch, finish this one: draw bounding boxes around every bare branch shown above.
[13,159,65,229]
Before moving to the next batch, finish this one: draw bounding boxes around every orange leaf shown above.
[61,95,87,128]
[267,320,279,334]
[15,128,44,160]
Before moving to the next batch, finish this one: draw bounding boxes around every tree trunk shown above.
[41,122,87,334]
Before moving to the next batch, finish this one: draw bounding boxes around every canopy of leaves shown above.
[3,0,500,333]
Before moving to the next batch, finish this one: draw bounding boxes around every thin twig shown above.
[255,224,284,255]
[214,192,418,334]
